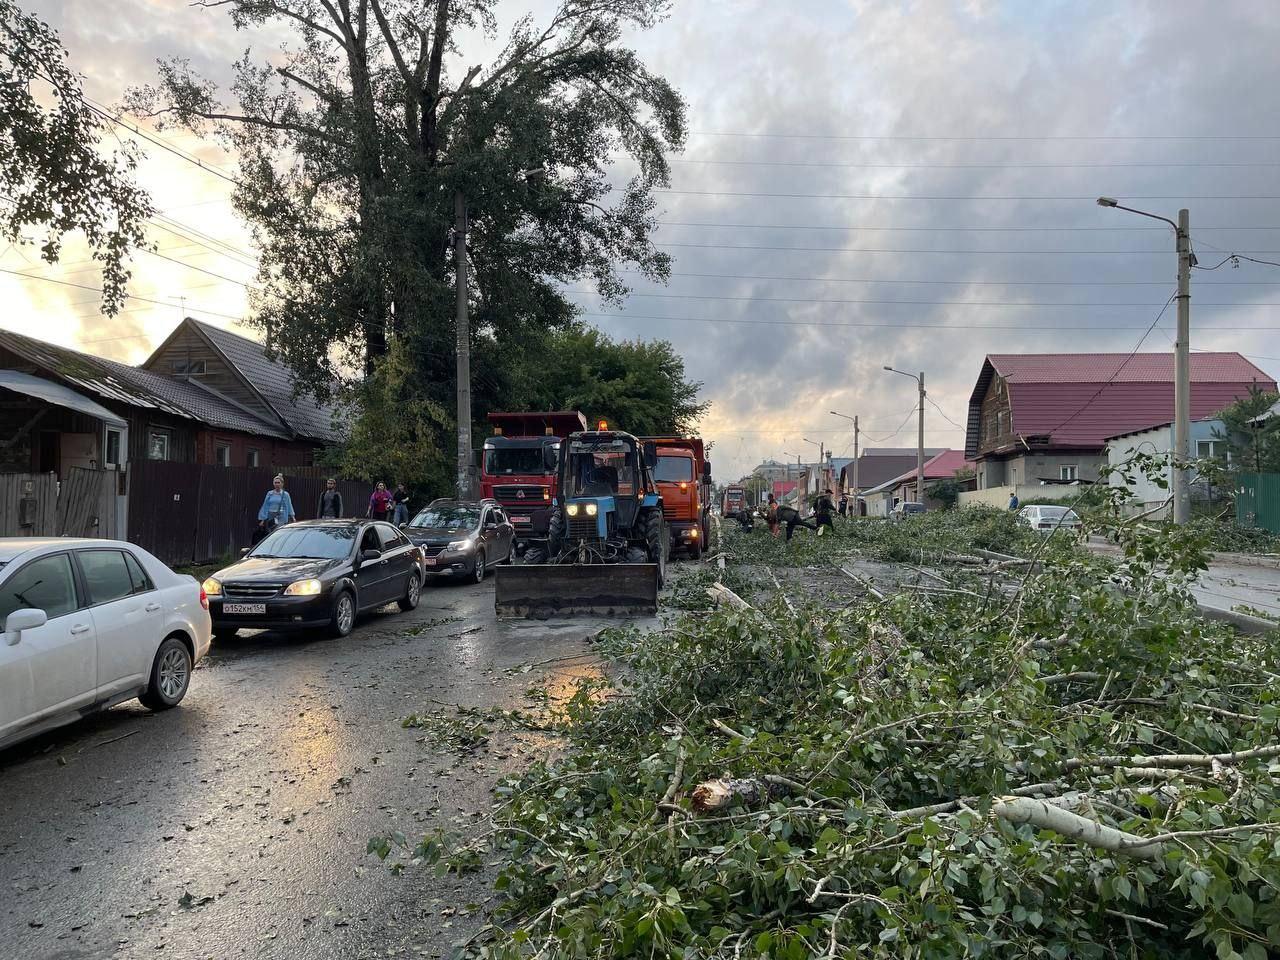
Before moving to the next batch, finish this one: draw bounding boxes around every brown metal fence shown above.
[128,461,375,566]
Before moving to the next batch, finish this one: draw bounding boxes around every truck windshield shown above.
[654,455,693,482]
[483,446,551,476]
[564,441,639,498]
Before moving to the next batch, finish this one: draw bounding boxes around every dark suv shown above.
[401,499,514,583]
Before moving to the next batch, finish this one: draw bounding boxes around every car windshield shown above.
[409,506,480,529]
[250,525,356,560]
[654,455,693,482]
[483,445,552,476]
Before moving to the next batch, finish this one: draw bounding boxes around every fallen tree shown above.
[384,506,1280,958]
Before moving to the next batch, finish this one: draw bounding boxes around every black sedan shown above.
[203,520,423,638]
[401,499,514,584]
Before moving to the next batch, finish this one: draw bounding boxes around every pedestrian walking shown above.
[317,478,343,519]
[766,494,780,538]
[814,489,836,536]
[392,482,410,526]
[256,474,296,541]
[1008,492,1020,512]
[367,481,393,521]
[838,496,848,518]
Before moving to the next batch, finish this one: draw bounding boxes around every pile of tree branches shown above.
[473,515,1280,958]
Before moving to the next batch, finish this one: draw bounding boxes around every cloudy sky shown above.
[5,0,1280,481]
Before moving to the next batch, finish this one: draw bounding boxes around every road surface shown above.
[1,577,640,960]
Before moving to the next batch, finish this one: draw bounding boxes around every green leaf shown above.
[1228,892,1255,925]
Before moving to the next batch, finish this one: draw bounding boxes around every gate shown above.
[128,460,205,565]
[57,467,120,539]
[1236,473,1280,533]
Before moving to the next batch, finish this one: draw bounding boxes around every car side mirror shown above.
[398,522,407,530]
[240,547,251,557]
[360,548,382,562]
[4,608,47,645]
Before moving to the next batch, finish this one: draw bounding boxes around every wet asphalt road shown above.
[0,575,633,960]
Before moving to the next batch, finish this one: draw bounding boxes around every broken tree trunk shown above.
[706,583,753,611]
[991,796,1165,861]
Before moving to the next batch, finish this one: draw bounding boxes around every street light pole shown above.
[830,410,859,513]
[884,367,926,502]
[1097,198,1193,523]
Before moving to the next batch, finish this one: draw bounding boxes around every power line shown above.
[83,99,241,185]
[657,189,1280,201]
[0,268,245,322]
[566,290,1280,308]
[656,220,1280,233]
[1194,253,1280,272]
[618,268,1280,287]
[669,157,1280,169]
[656,241,1280,255]
[926,396,966,430]
[686,131,1280,142]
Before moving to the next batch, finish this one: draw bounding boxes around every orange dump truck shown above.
[642,437,711,559]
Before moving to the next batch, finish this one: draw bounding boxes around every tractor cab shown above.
[558,431,656,541]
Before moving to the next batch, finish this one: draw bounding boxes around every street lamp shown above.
[883,366,926,502]
[1097,196,1193,524]
[830,411,859,505]
[783,450,802,508]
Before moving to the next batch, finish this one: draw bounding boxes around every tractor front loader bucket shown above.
[494,563,659,619]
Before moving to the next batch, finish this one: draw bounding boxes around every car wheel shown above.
[398,571,421,612]
[330,589,356,638]
[473,551,487,583]
[139,636,192,711]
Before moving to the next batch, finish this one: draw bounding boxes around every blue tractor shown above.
[494,426,667,617]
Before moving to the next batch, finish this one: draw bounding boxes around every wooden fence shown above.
[0,472,59,537]
[0,470,120,539]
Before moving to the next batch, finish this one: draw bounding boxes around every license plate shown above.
[223,603,266,615]
[511,516,531,524]
[423,557,437,566]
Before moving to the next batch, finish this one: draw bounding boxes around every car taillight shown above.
[199,586,209,610]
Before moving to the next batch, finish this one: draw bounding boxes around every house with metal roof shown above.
[964,352,1274,492]
[0,320,341,479]
[860,450,972,517]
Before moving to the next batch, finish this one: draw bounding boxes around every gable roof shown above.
[840,448,946,491]
[0,327,292,439]
[866,449,970,494]
[180,320,342,442]
[966,352,1275,457]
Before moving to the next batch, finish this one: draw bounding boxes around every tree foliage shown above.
[0,0,152,313]
[1214,386,1280,475]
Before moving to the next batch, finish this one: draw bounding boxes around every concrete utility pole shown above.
[883,367,926,501]
[1174,208,1192,525]
[1097,198,1193,523]
[453,188,472,499]
[832,410,859,512]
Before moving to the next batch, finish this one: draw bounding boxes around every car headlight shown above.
[448,539,473,551]
[566,504,579,517]
[202,577,222,596]
[283,578,323,596]
[585,503,598,516]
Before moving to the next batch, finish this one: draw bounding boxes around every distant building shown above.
[752,459,794,483]
[1105,417,1229,516]
[964,352,1273,492]
[861,450,971,517]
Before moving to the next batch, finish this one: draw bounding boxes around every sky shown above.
[5,0,1280,483]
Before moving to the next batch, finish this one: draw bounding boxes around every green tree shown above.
[1213,385,1280,475]
[1,0,152,313]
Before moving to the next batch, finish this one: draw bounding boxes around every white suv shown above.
[0,539,212,750]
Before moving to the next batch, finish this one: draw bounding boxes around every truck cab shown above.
[480,411,588,545]
[643,437,710,559]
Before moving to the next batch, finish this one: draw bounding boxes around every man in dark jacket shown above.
[317,478,343,519]
[775,503,815,542]
[814,489,836,536]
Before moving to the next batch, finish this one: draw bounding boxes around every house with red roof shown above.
[861,449,972,516]
[964,353,1274,491]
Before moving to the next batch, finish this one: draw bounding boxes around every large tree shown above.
[1,0,152,313]
[130,0,684,403]
[1214,386,1280,475]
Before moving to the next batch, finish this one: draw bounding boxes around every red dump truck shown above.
[721,484,747,519]
[642,437,711,558]
[480,411,588,545]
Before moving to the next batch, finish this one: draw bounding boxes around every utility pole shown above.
[454,188,472,499]
[852,415,859,514]
[917,371,926,503]
[1173,208,1192,525]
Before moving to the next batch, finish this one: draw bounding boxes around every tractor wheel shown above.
[523,545,549,565]
[547,508,565,557]
[640,508,667,588]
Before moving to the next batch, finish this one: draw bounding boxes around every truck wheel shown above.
[547,508,565,557]
[640,508,667,588]
[688,539,703,561]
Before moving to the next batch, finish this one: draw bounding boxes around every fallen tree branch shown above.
[838,565,887,601]
[706,582,753,611]
[711,718,747,741]
[654,745,687,821]
[991,796,1165,860]
[1042,671,1103,685]
[893,781,1061,819]
[1066,743,1280,772]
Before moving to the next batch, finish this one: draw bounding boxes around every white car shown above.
[1018,504,1084,534]
[0,538,212,750]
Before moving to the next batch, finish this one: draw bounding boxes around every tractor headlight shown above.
[284,578,323,596]
[585,503,598,516]
[566,504,580,517]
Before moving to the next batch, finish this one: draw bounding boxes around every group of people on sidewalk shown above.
[253,476,414,542]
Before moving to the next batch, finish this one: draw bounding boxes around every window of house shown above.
[148,430,171,461]
[1197,440,1228,461]
[215,443,231,467]
[247,448,260,468]
[172,359,206,376]
[1060,465,1079,481]
[105,430,122,467]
